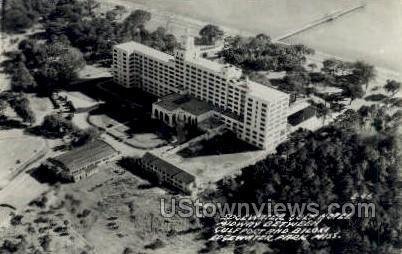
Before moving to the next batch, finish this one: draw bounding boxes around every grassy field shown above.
[0,130,47,189]
[27,95,54,125]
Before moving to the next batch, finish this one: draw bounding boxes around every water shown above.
[129,0,402,73]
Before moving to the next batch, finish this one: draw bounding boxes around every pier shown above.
[274,3,366,42]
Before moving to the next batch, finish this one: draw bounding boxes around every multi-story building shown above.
[112,37,289,150]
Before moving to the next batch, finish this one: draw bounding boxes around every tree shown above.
[0,100,7,120]
[145,239,166,250]
[114,5,127,19]
[71,127,99,147]
[344,82,365,105]
[38,41,85,90]
[18,39,47,68]
[83,0,100,17]
[105,10,118,21]
[282,68,311,97]
[116,10,151,42]
[198,24,224,45]
[220,35,314,72]
[39,114,77,138]
[315,102,330,124]
[2,6,36,32]
[308,63,317,72]
[322,58,352,76]
[384,79,401,96]
[352,61,376,92]
[216,120,401,253]
[11,62,38,92]
[38,235,51,251]
[8,95,35,125]
[123,247,134,254]
[142,26,179,53]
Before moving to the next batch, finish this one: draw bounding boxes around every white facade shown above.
[112,38,289,150]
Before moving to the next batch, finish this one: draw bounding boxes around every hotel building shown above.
[112,37,290,150]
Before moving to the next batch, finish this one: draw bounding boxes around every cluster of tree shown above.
[322,59,376,104]
[10,62,38,92]
[195,24,224,45]
[220,34,314,72]
[0,92,36,125]
[14,38,85,93]
[384,79,401,97]
[3,0,181,94]
[29,114,98,147]
[356,105,401,132]
[211,109,401,253]
[0,236,27,253]
[9,95,36,124]
[4,0,180,92]
[281,66,313,97]
[42,1,178,63]
[0,99,7,121]
[1,0,52,32]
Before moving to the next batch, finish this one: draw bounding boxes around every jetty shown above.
[274,3,366,41]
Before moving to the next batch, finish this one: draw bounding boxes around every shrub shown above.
[144,239,165,250]
[364,93,388,101]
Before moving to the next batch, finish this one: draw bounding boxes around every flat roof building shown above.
[112,36,289,150]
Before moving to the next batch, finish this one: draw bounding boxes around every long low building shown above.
[48,140,119,182]
[112,36,290,150]
[138,152,196,194]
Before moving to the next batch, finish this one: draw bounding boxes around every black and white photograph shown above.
[0,0,401,253]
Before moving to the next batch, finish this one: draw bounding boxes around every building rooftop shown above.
[186,56,224,73]
[155,93,213,116]
[114,41,174,63]
[51,140,117,173]
[245,79,289,102]
[142,152,195,184]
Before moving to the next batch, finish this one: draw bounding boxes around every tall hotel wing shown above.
[112,37,289,150]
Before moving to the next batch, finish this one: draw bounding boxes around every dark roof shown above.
[52,140,117,172]
[155,93,213,116]
[142,152,195,184]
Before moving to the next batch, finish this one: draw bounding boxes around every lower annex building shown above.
[112,36,289,150]
[47,140,118,182]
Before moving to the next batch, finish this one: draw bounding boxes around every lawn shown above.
[27,95,53,125]
[0,130,47,189]
[58,91,99,109]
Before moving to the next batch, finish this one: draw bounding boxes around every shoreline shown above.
[99,0,401,81]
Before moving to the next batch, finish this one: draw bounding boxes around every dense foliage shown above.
[0,92,36,125]
[1,0,52,32]
[28,114,98,147]
[220,34,314,72]
[384,80,401,96]
[214,107,401,253]
[196,24,224,45]
[321,59,376,104]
